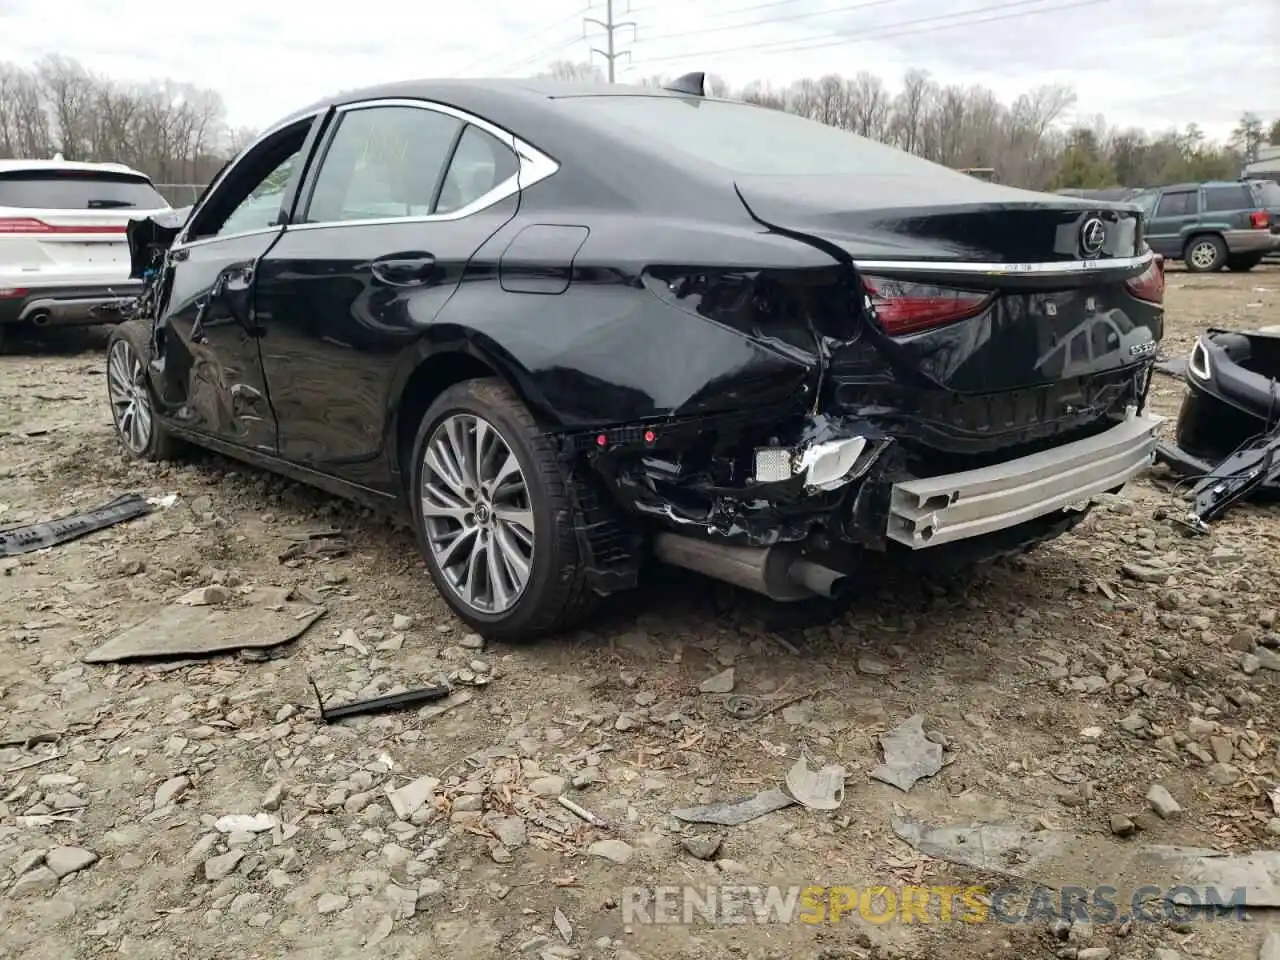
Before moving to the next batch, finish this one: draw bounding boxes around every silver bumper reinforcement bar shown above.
[886,405,1163,549]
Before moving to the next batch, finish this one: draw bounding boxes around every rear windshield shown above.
[0,170,167,210]
[558,95,953,177]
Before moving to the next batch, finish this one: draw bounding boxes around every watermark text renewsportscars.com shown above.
[620,884,1248,926]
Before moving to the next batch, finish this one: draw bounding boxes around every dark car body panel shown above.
[119,77,1164,586]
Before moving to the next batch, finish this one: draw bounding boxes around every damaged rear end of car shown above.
[567,166,1166,602]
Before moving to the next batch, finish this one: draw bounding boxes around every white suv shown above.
[0,158,171,347]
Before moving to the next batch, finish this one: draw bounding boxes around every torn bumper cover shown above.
[1153,327,1280,529]
[887,406,1163,548]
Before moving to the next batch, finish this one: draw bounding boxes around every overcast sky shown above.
[0,0,1274,142]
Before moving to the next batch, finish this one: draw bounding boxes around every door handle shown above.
[371,254,436,287]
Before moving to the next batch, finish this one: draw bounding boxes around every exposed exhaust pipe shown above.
[27,310,51,326]
[652,532,851,602]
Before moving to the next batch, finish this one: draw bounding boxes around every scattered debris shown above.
[892,815,1280,906]
[0,493,154,556]
[82,591,325,662]
[681,834,723,861]
[587,839,634,864]
[784,754,847,809]
[870,714,944,792]
[557,795,612,830]
[213,813,277,833]
[309,676,454,723]
[1146,784,1182,819]
[672,788,796,826]
[699,668,735,694]
[553,907,573,943]
[278,533,349,562]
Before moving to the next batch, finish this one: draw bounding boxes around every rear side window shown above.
[305,105,462,223]
[1155,191,1197,217]
[435,125,519,214]
[1130,191,1158,216]
[1202,184,1253,212]
[0,170,167,210]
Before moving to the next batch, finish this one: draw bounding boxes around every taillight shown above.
[0,287,28,299]
[1249,211,1270,229]
[861,274,992,336]
[1125,257,1165,304]
[0,217,123,234]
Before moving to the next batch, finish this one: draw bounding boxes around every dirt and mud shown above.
[2,265,1279,960]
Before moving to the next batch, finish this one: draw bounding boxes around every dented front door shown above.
[154,230,281,452]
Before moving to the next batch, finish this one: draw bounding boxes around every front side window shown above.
[305,106,462,223]
[216,151,301,238]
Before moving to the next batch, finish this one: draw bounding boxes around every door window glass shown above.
[216,151,300,237]
[1202,184,1252,212]
[1155,191,1196,217]
[435,125,519,214]
[305,106,462,223]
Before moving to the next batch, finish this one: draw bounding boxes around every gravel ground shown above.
[2,265,1279,960]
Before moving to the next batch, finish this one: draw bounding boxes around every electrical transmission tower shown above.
[584,0,636,83]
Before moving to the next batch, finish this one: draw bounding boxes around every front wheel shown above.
[408,378,597,642]
[1184,235,1226,273]
[106,320,177,461]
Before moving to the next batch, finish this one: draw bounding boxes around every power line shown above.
[491,34,589,77]
[585,0,638,82]
[454,5,591,75]
[626,0,1105,68]
[634,0,902,46]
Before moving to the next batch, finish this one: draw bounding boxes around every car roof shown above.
[274,77,710,128]
[0,158,151,178]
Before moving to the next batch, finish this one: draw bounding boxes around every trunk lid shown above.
[732,176,1163,454]
[734,174,1145,264]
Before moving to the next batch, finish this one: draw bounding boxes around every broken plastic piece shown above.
[0,493,153,556]
[798,436,867,491]
[753,447,791,483]
[784,754,847,809]
[672,787,796,825]
[309,676,452,723]
[870,714,944,792]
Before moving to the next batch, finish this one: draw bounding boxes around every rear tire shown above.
[1184,235,1226,273]
[408,377,597,642]
[1226,255,1262,272]
[106,319,178,461]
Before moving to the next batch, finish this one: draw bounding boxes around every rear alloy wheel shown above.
[1184,235,1226,273]
[106,320,176,461]
[409,378,597,641]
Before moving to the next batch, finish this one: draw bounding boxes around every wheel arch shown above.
[386,326,563,492]
[1182,230,1225,258]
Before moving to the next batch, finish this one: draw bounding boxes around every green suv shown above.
[1128,180,1277,272]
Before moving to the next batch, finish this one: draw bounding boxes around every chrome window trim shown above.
[287,97,559,232]
[855,250,1154,277]
[174,107,326,251]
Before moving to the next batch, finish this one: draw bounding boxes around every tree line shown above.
[0,54,1275,194]
[544,60,1279,191]
[0,55,255,185]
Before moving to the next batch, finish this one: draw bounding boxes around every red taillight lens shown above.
[1250,211,1270,229]
[0,287,29,299]
[1125,258,1165,305]
[861,274,991,336]
[0,217,54,233]
[0,217,124,234]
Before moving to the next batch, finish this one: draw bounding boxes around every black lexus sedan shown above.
[106,73,1166,641]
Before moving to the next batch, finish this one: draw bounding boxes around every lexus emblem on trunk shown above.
[1080,218,1106,257]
